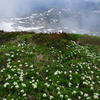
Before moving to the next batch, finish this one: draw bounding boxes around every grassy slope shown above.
[0,32,100,100]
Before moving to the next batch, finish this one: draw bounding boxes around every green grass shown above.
[0,32,100,100]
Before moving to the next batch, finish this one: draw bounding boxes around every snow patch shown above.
[1,22,15,32]
[47,8,54,13]
[16,26,44,31]
[93,10,100,13]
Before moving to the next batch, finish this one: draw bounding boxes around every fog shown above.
[0,0,99,17]
[0,0,100,34]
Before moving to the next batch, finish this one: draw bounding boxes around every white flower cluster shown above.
[54,70,62,75]
[13,82,19,89]
[1,39,100,100]
[44,82,50,87]
[93,93,99,99]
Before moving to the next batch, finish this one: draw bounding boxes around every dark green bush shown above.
[32,32,80,50]
[67,33,81,42]
[0,32,20,44]
[79,34,100,46]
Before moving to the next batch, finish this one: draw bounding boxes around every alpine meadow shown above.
[0,31,100,100]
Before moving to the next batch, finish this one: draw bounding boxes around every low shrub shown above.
[0,32,20,44]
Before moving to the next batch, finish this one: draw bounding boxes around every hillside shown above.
[0,32,100,100]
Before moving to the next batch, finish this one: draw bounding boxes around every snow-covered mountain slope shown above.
[1,6,100,35]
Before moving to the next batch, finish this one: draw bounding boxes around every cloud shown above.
[0,0,100,18]
[84,0,100,2]
[0,0,100,34]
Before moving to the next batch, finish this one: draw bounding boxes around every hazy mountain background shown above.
[0,0,100,35]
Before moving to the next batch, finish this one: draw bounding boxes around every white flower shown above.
[43,93,47,97]
[18,44,21,47]
[32,83,37,89]
[7,65,11,68]
[36,72,39,75]
[68,82,72,87]
[54,71,58,75]
[23,93,26,96]
[83,82,88,85]
[11,69,15,71]
[21,83,26,87]
[90,87,93,90]
[86,97,91,99]
[53,60,55,62]
[25,62,28,65]
[13,82,17,85]
[32,80,35,82]
[25,64,28,67]
[1,68,5,72]
[57,91,61,94]
[92,82,95,84]
[94,93,99,96]
[72,91,77,94]
[75,71,78,74]
[11,55,14,57]
[60,94,63,98]
[69,70,72,73]
[84,93,88,97]
[76,84,79,88]
[13,66,16,68]
[96,76,99,79]
[67,98,71,100]
[50,96,54,99]
[90,71,94,74]
[46,77,48,80]
[30,65,33,68]
[94,95,99,99]
[57,87,60,90]
[11,86,13,88]
[4,82,9,87]
[19,76,23,81]
[5,53,10,56]
[18,60,21,62]
[44,83,50,87]
[65,95,68,98]
[17,68,21,71]
[78,96,81,99]
[70,77,72,80]
[15,85,19,89]
[14,74,17,76]
[16,53,19,55]
[20,89,24,93]
[64,71,67,74]
[61,64,64,67]
[46,70,48,72]
[31,77,34,79]
[19,64,22,67]
[80,91,83,95]
[7,59,11,61]
[82,77,85,80]
[94,93,99,99]
[54,70,61,75]
[7,74,11,79]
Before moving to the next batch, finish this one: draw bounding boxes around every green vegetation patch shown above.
[0,32,100,100]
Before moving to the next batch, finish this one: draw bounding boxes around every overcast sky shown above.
[0,0,100,33]
[0,0,100,17]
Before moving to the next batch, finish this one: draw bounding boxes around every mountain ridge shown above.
[1,5,100,35]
